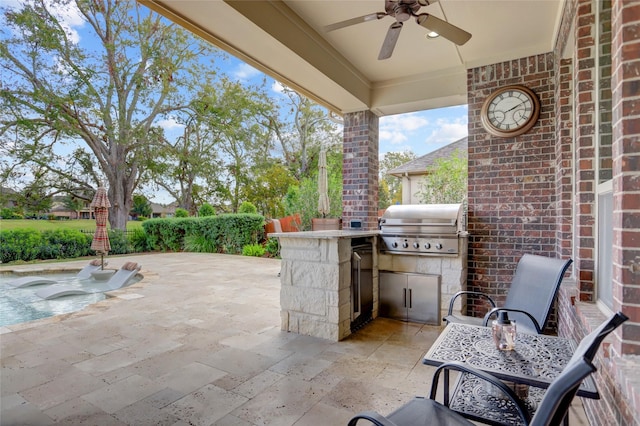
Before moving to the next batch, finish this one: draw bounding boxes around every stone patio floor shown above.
[0,253,588,425]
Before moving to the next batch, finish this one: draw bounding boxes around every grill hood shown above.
[380,204,466,236]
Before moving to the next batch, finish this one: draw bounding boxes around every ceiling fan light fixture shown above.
[426,31,440,39]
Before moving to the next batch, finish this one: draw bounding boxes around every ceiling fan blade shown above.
[325,12,387,32]
[378,22,403,60]
[416,13,471,45]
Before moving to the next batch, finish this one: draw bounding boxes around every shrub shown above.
[174,208,189,218]
[143,217,197,251]
[41,229,92,259]
[242,243,265,257]
[0,228,95,263]
[238,201,257,214]
[129,228,151,252]
[0,208,22,219]
[0,229,43,263]
[183,235,217,253]
[264,238,280,258]
[198,203,215,217]
[143,214,264,255]
[215,214,264,254]
[106,229,131,255]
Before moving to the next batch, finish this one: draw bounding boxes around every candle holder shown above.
[492,311,516,351]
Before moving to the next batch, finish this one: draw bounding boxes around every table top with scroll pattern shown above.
[423,323,597,397]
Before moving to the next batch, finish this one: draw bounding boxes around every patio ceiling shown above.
[139,0,564,116]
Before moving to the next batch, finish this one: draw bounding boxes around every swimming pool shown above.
[0,272,139,327]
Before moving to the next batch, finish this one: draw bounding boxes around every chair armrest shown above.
[428,361,531,425]
[447,291,497,316]
[482,308,543,333]
[347,411,399,426]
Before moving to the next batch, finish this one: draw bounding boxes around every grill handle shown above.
[381,221,456,227]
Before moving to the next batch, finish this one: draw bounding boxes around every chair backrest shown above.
[503,254,572,332]
[531,311,627,426]
[571,311,628,363]
[530,356,596,426]
[105,263,141,290]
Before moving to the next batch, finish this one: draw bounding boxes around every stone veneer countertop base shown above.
[268,230,379,239]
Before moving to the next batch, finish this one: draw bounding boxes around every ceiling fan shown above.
[324,0,471,60]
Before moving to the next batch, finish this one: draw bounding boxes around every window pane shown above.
[599,0,612,183]
[597,190,613,308]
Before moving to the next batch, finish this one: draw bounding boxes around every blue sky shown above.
[189,58,468,158]
[2,0,468,202]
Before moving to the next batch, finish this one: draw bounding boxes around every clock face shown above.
[481,85,540,137]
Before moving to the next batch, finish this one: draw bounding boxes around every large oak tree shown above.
[0,0,220,229]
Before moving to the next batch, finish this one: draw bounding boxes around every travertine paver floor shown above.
[0,253,589,425]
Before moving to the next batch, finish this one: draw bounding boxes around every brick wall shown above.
[554,58,574,260]
[466,53,560,328]
[611,0,640,356]
[554,0,640,424]
[573,0,598,302]
[552,0,576,261]
[342,110,379,231]
[558,289,639,425]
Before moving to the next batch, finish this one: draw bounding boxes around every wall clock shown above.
[480,85,541,137]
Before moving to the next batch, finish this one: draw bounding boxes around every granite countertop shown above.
[268,230,380,239]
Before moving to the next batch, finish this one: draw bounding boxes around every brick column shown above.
[552,0,578,266]
[611,0,640,356]
[573,0,597,302]
[554,58,574,259]
[342,110,379,231]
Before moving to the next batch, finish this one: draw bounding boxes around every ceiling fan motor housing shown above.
[386,0,422,22]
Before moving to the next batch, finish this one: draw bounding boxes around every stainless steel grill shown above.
[379,203,466,256]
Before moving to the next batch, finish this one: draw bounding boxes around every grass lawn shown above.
[0,219,143,231]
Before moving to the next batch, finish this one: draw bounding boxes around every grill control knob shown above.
[413,242,420,249]
[402,242,409,248]
[424,243,431,249]
[391,242,398,248]
[435,243,443,250]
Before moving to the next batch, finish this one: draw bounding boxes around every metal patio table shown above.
[423,323,599,425]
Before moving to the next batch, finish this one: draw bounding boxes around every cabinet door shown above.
[407,274,441,325]
[379,272,407,321]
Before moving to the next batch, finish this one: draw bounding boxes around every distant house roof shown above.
[149,202,177,215]
[1,186,19,208]
[1,186,17,196]
[388,137,468,177]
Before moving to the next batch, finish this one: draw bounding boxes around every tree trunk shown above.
[107,173,134,230]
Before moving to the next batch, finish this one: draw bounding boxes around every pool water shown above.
[1,272,111,327]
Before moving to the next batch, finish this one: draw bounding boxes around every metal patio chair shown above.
[347,312,628,426]
[443,254,573,334]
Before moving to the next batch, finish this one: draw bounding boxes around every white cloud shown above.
[157,117,184,131]
[379,112,429,146]
[423,117,468,146]
[233,62,261,81]
[47,0,85,44]
[2,0,86,43]
[378,106,468,155]
[0,0,23,9]
[271,80,286,94]
[381,113,429,132]
[379,129,407,145]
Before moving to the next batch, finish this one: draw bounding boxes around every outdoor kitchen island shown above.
[270,230,379,341]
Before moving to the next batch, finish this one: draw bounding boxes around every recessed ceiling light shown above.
[426,31,439,39]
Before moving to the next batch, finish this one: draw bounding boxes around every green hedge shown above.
[0,228,140,263]
[142,214,265,254]
[0,214,266,263]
